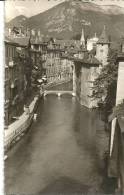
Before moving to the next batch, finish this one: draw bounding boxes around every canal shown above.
[5,82,113,194]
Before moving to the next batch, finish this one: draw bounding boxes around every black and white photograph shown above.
[3,0,124,194]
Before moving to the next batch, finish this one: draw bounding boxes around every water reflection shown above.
[5,85,110,194]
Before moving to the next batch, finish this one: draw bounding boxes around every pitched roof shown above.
[55,39,80,48]
[97,26,110,44]
[69,54,100,66]
[42,36,51,43]
[6,36,30,47]
[31,37,47,45]
[4,36,19,46]
[13,37,30,47]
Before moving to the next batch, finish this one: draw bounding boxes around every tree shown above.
[110,100,124,120]
[92,48,118,120]
[71,34,81,40]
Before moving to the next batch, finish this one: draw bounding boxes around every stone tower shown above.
[96,26,110,66]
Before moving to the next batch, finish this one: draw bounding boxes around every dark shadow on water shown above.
[100,157,118,194]
[60,94,74,98]
[39,176,117,195]
[39,177,90,195]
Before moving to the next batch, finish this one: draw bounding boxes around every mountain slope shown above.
[6,15,28,28]
[100,5,124,15]
[6,1,124,40]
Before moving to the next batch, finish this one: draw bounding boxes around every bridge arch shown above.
[43,90,76,97]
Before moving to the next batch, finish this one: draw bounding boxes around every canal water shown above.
[5,82,113,194]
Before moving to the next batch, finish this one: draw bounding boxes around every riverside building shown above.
[70,26,110,108]
[4,37,27,126]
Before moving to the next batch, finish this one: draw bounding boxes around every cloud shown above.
[15,6,29,16]
[5,3,29,22]
[5,0,64,22]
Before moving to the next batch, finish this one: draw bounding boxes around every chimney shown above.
[8,28,11,36]
[80,27,85,47]
[38,29,41,37]
[31,29,35,36]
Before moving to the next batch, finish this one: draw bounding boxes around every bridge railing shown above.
[43,90,76,97]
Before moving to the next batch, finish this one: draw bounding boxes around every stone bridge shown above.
[43,90,76,97]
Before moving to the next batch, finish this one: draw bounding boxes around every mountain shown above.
[6,15,28,28]
[100,5,124,15]
[6,1,124,40]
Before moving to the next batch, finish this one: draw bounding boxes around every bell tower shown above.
[96,26,110,66]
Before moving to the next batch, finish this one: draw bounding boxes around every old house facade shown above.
[4,38,26,126]
[108,38,124,193]
[71,27,105,108]
[72,54,100,108]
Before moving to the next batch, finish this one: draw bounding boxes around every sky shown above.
[5,0,124,22]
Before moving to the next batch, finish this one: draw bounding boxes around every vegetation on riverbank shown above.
[110,101,124,120]
[92,48,119,121]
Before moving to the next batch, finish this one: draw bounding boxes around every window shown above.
[122,45,124,53]
[8,47,10,57]
[5,46,8,57]
[5,68,9,80]
[13,47,15,57]
[9,47,13,57]
[5,84,9,101]
[100,49,103,53]
[12,47,13,57]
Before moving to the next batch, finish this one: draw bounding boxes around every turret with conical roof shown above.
[96,26,110,66]
[97,26,110,44]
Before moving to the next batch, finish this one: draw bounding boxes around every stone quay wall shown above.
[4,78,71,152]
[4,95,40,152]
